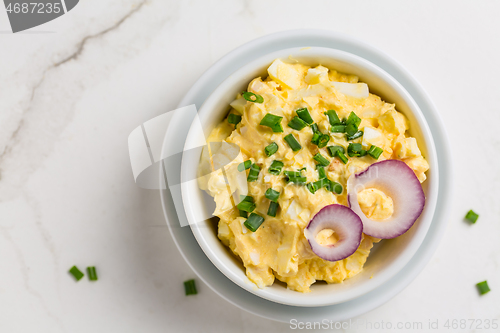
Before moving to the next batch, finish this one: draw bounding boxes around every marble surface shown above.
[1,1,499,332]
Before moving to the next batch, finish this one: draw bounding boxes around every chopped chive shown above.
[313,179,326,191]
[260,113,283,132]
[243,91,264,103]
[227,113,242,125]
[346,111,361,127]
[311,123,319,133]
[298,167,307,172]
[331,124,346,133]
[284,171,307,184]
[476,281,490,295]
[265,188,280,202]
[264,142,279,157]
[238,160,252,172]
[240,195,254,203]
[296,108,314,125]
[347,143,367,157]
[270,122,284,133]
[247,163,261,182]
[313,179,331,192]
[284,134,302,151]
[337,151,349,164]
[311,132,321,145]
[311,123,321,145]
[314,179,343,194]
[313,153,330,166]
[306,182,319,194]
[346,130,364,141]
[325,110,341,126]
[244,213,265,232]
[345,111,362,139]
[267,201,279,217]
[69,266,84,281]
[236,199,256,212]
[239,209,248,218]
[368,145,383,159]
[317,134,330,148]
[327,145,345,157]
[328,180,343,194]
[345,123,358,136]
[184,279,197,295]
[288,116,308,131]
[268,160,284,175]
[317,166,327,179]
[87,266,98,281]
[465,210,479,223]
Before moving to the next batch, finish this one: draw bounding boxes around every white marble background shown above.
[1,1,499,332]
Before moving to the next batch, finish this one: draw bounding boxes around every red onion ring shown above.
[304,204,363,262]
[347,160,425,239]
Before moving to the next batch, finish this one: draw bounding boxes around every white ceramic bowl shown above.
[180,47,438,307]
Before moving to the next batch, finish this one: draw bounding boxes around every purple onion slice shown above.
[347,160,425,239]
[304,204,363,262]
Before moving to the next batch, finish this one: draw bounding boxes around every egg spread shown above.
[197,59,429,293]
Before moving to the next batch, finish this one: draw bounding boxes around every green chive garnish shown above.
[271,122,284,133]
[345,112,362,139]
[239,210,248,218]
[311,124,321,145]
[331,124,346,133]
[265,188,280,202]
[87,266,98,281]
[267,201,279,217]
[328,180,343,194]
[244,213,265,232]
[306,182,319,194]
[243,91,264,103]
[227,113,242,125]
[311,132,321,145]
[69,266,84,281]
[317,166,327,179]
[337,151,349,164]
[268,160,284,175]
[327,145,345,157]
[288,116,308,131]
[184,279,197,295]
[345,123,358,136]
[465,210,479,223]
[314,179,343,194]
[313,153,330,166]
[247,163,261,182]
[238,160,252,172]
[260,113,283,132]
[264,142,279,157]
[317,134,330,148]
[236,199,256,212]
[476,281,490,295]
[346,130,364,141]
[348,143,367,157]
[368,145,383,159]
[284,170,307,184]
[296,108,314,125]
[325,110,341,126]
[284,134,302,151]
[240,195,254,203]
[346,111,361,127]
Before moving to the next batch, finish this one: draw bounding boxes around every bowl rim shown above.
[160,29,453,322]
[180,46,439,307]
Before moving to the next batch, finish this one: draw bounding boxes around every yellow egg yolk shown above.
[357,188,394,220]
[315,228,339,246]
